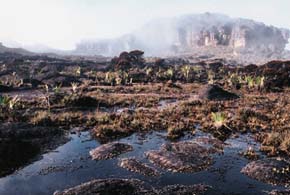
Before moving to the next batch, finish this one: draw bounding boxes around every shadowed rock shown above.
[89,142,133,160]
[145,140,221,173]
[53,179,154,195]
[0,123,66,177]
[198,84,239,101]
[118,158,160,177]
[241,158,290,187]
[0,85,12,92]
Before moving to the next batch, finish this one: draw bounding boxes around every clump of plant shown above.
[41,84,51,111]
[227,73,242,89]
[245,76,255,89]
[0,95,20,110]
[211,112,230,129]
[105,71,116,86]
[75,66,81,76]
[181,65,191,82]
[0,95,10,108]
[207,70,215,85]
[255,76,265,90]
[53,84,62,94]
[71,82,79,94]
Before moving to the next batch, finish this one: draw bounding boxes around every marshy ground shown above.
[0,51,289,195]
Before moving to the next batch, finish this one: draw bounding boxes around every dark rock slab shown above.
[89,142,133,160]
[118,158,160,176]
[198,84,239,101]
[241,158,290,187]
[53,179,154,195]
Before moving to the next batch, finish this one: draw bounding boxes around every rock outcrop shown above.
[74,13,290,64]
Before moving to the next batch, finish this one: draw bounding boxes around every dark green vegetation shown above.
[0,50,290,194]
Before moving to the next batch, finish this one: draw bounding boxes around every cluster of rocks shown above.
[53,134,290,195]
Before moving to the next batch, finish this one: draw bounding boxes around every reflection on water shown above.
[0,131,286,195]
[0,140,40,177]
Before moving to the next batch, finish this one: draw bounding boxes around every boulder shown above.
[198,84,239,101]
[241,158,290,186]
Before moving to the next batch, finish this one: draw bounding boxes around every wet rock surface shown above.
[198,84,239,101]
[241,158,290,187]
[118,158,160,177]
[53,179,154,195]
[54,178,209,195]
[89,142,133,160]
[145,139,221,173]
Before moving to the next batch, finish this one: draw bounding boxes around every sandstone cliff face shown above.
[181,21,289,53]
[170,13,290,56]
[74,13,290,63]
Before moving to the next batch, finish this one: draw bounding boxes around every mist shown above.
[286,43,290,50]
[0,0,290,50]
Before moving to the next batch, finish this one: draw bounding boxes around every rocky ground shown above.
[0,51,289,194]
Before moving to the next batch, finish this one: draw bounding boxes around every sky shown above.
[0,0,289,50]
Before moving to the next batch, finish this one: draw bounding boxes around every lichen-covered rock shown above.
[53,179,154,195]
[89,142,133,160]
[145,141,220,173]
[198,84,239,101]
[118,158,160,176]
[241,158,290,187]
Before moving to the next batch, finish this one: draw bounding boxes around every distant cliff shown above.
[74,13,290,63]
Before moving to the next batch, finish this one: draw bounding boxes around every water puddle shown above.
[0,130,286,195]
[0,140,40,177]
